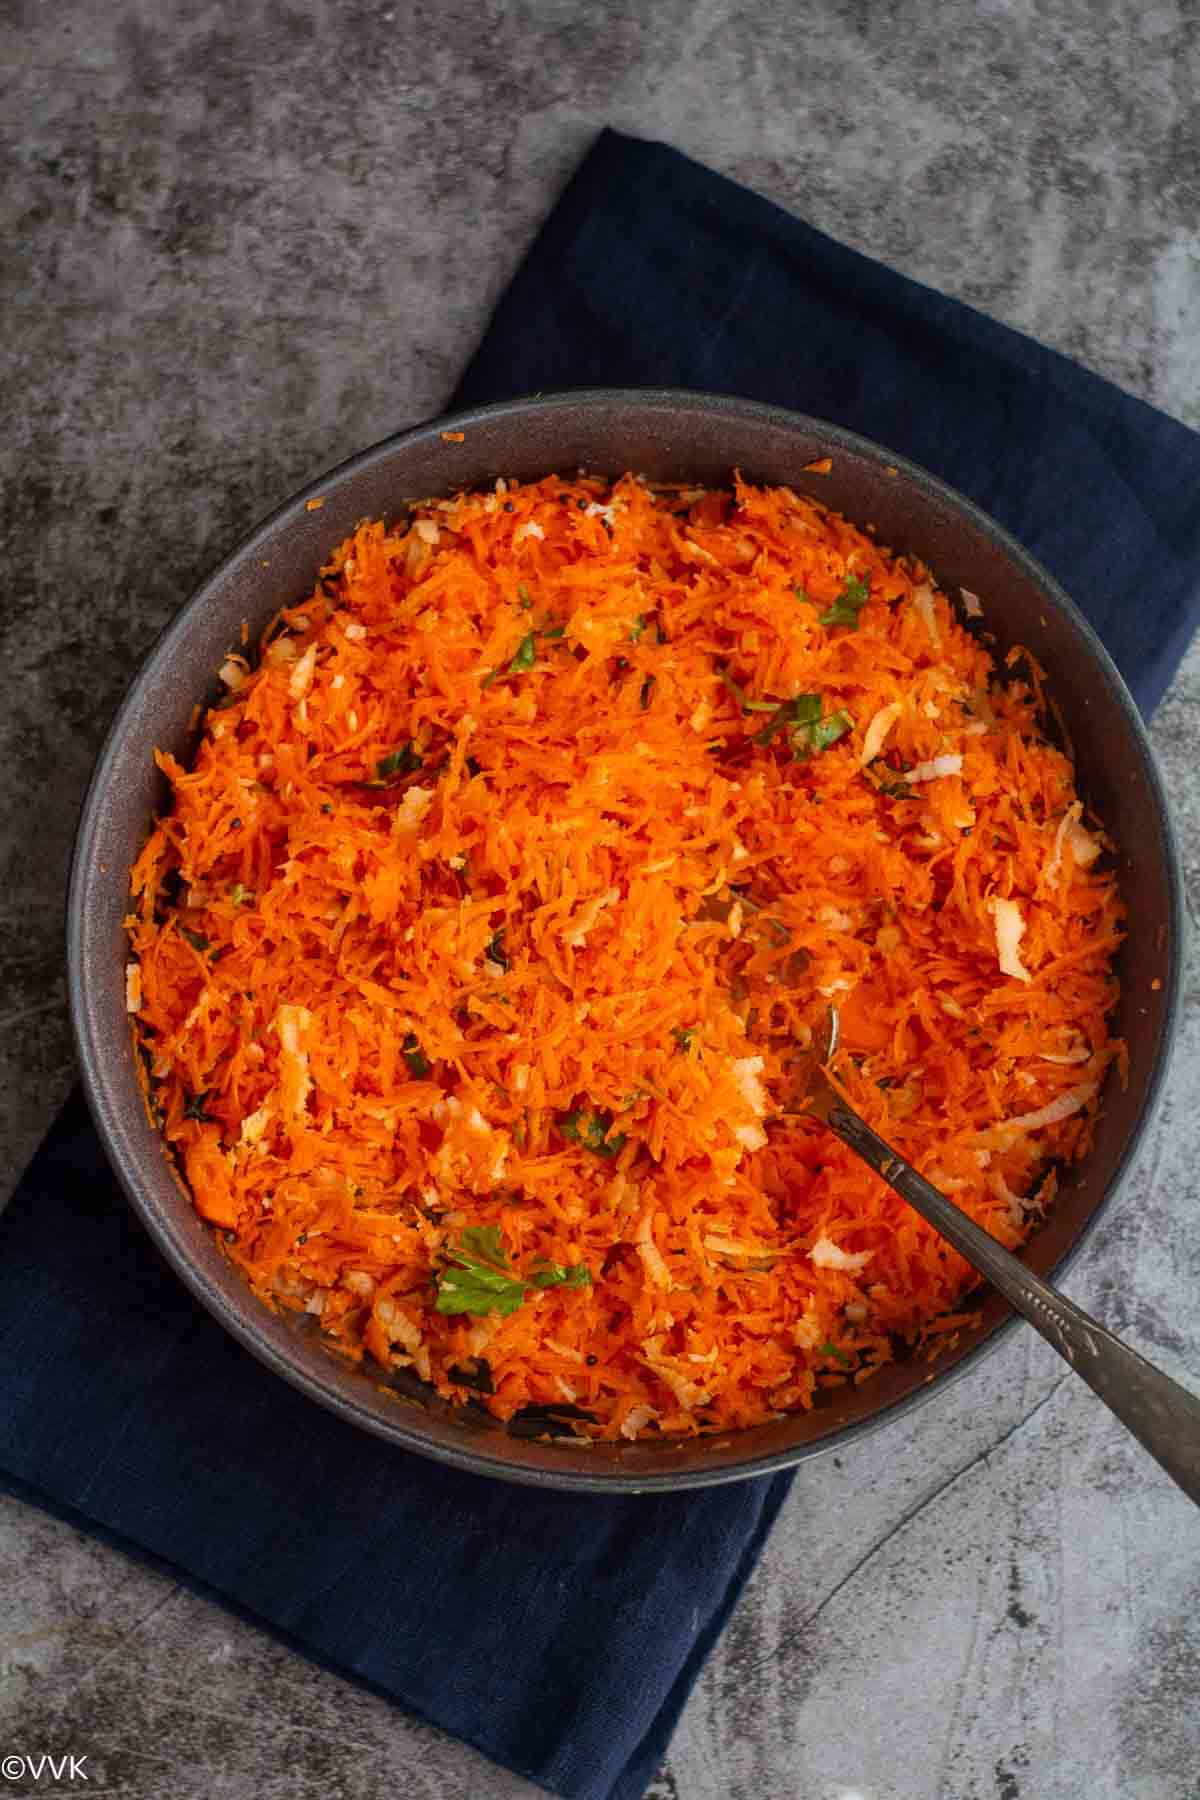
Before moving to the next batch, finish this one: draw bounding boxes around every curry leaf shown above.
[486,929,509,971]
[448,1357,495,1393]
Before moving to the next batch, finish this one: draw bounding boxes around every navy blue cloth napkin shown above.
[459,131,1200,717]
[3,130,1200,1800]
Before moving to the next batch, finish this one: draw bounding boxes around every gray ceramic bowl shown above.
[68,389,1183,1491]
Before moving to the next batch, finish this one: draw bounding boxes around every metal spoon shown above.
[792,1010,1200,1504]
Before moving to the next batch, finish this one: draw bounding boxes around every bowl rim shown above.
[66,386,1186,1492]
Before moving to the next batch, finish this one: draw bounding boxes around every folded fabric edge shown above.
[570,130,1200,454]
[606,1468,795,1800]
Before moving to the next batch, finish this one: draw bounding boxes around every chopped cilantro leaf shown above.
[458,1224,509,1269]
[753,693,822,746]
[558,1107,627,1159]
[402,1033,431,1079]
[815,1340,852,1367]
[754,695,852,761]
[181,928,210,953]
[789,693,823,724]
[509,632,537,672]
[376,744,423,782]
[804,710,854,755]
[529,1259,592,1290]
[818,573,871,628]
[435,1225,590,1316]
[718,665,779,714]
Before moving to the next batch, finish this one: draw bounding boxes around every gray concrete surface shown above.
[3,2,1199,1796]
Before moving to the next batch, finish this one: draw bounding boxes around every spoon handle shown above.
[820,1090,1200,1506]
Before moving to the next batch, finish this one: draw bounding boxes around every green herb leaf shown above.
[540,623,566,640]
[753,693,822,746]
[818,573,871,629]
[558,1108,627,1159]
[376,744,423,782]
[754,695,853,761]
[435,1263,526,1316]
[402,1033,431,1079]
[752,709,791,746]
[457,1224,510,1269]
[803,710,854,755]
[229,883,255,906]
[630,614,645,643]
[720,665,784,715]
[509,632,537,673]
[486,929,509,971]
[815,1340,852,1367]
[435,1226,590,1316]
[183,1089,216,1123]
[181,928,210,953]
[672,1026,695,1052]
[529,1259,592,1290]
[517,584,532,610]
[877,777,913,799]
[794,584,811,605]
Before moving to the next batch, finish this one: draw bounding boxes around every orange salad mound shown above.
[126,471,1124,1441]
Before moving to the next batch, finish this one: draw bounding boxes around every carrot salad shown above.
[126,471,1124,1441]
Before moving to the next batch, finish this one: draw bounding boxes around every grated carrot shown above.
[126,472,1124,1440]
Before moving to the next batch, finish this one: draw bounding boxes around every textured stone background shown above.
[3,2,1200,1796]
